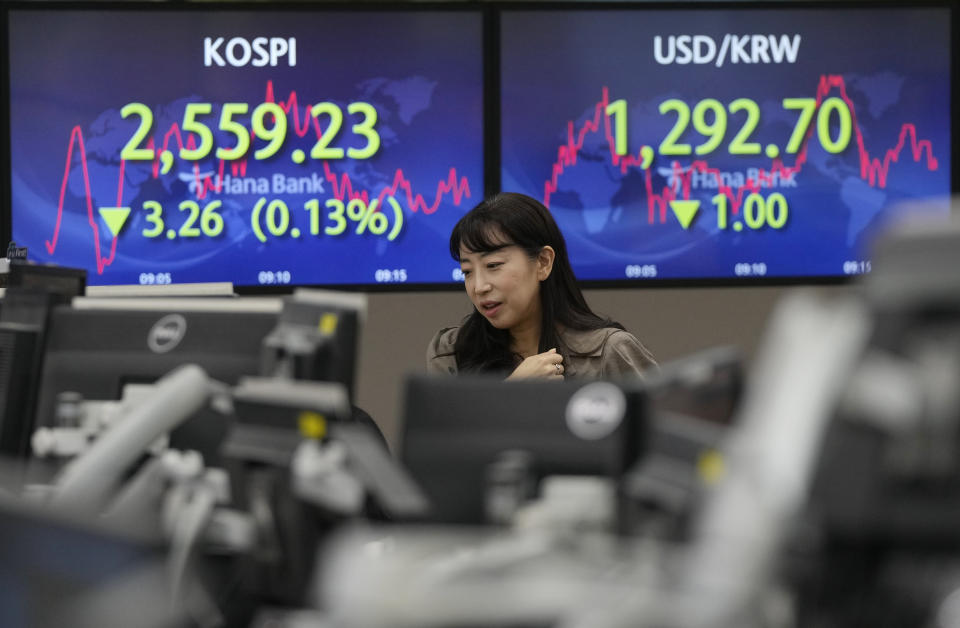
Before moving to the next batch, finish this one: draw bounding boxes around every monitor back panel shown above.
[400,375,646,524]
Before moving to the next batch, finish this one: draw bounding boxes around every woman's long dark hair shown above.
[446,193,623,373]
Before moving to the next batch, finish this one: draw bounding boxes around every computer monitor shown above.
[32,297,284,463]
[32,290,368,464]
[0,263,88,458]
[500,3,952,284]
[5,4,484,289]
[0,497,175,628]
[400,375,648,524]
[260,289,366,401]
[646,346,744,427]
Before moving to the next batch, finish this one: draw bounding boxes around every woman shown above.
[427,192,656,380]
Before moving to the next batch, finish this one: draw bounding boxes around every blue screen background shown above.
[8,10,484,287]
[501,7,951,281]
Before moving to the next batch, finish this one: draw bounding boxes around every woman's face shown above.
[458,239,553,333]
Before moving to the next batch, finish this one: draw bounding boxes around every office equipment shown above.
[31,297,283,465]
[0,262,87,457]
[0,496,185,628]
[647,345,744,426]
[7,2,949,290]
[400,375,648,524]
[500,4,951,284]
[261,289,366,400]
[50,364,214,514]
[4,4,484,289]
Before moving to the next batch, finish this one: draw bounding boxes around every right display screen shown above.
[500,6,952,282]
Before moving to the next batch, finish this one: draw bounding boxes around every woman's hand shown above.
[507,348,564,380]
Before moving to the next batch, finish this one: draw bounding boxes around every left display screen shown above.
[7,9,483,288]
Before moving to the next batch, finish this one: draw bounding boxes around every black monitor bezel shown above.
[1,0,955,293]
[399,373,648,525]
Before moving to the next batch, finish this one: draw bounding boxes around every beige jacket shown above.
[426,325,657,380]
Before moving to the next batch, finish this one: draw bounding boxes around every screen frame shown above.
[1,0,493,293]
[1,0,956,293]
[495,0,958,289]
[400,373,648,524]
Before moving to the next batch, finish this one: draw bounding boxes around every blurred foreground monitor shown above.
[400,375,648,525]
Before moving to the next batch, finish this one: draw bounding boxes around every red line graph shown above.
[542,75,939,224]
[45,128,115,270]
[44,81,472,273]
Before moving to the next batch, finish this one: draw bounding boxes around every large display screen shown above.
[7,8,483,288]
[500,6,952,282]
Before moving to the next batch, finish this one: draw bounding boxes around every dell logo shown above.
[147,314,187,354]
[204,37,297,67]
[565,382,626,441]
